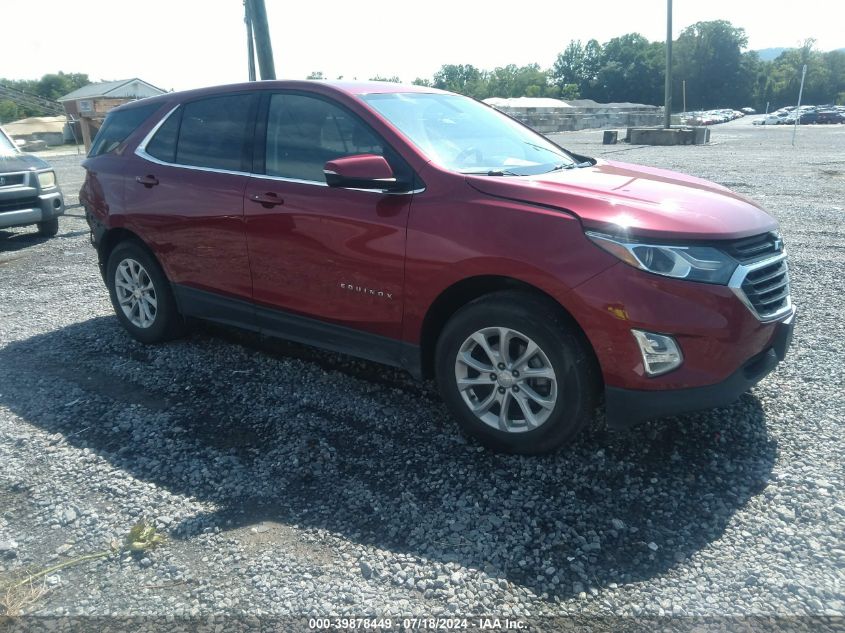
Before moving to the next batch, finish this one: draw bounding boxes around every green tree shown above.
[432,64,488,98]
[552,40,586,89]
[590,34,664,104]
[369,75,401,83]
[486,64,551,98]
[35,72,89,100]
[306,71,324,80]
[0,99,20,123]
[673,20,748,109]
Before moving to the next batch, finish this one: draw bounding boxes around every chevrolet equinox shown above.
[81,81,794,454]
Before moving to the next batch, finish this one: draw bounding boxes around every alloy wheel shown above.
[454,326,558,433]
[114,258,158,329]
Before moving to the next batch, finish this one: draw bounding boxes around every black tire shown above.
[106,240,184,344]
[36,218,59,237]
[435,291,600,454]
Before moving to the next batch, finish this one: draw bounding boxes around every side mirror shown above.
[323,154,406,192]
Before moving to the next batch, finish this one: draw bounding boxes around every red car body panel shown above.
[465,160,779,240]
[80,80,794,428]
[244,176,410,339]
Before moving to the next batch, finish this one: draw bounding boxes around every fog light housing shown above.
[631,330,683,376]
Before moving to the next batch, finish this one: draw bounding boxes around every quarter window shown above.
[146,107,181,163]
[265,94,385,182]
[89,103,159,157]
[175,94,254,171]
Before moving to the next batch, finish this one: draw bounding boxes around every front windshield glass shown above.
[0,129,17,155]
[361,92,575,176]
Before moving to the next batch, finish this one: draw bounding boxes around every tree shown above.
[673,20,748,109]
[412,77,432,87]
[432,64,487,98]
[589,34,664,104]
[306,71,324,80]
[369,75,401,83]
[485,64,551,98]
[35,72,89,101]
[551,41,586,89]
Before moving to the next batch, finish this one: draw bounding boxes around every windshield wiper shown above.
[461,169,522,176]
[546,160,593,173]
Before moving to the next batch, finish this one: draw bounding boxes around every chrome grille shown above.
[724,231,782,263]
[731,254,792,321]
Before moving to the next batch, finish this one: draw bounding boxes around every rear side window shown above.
[89,103,159,157]
[146,108,181,163]
[175,94,254,171]
[265,94,385,181]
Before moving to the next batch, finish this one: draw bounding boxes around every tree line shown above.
[415,22,844,111]
[0,72,90,123]
[3,21,843,125]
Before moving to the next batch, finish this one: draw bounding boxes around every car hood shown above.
[0,151,50,173]
[465,159,777,240]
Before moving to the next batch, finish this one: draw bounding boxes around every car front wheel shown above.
[106,240,184,344]
[435,291,599,454]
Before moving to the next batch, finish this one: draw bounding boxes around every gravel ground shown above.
[0,119,843,628]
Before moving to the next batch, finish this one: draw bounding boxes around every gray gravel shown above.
[1,120,843,624]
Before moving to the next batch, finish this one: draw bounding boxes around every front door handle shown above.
[136,175,159,188]
[249,192,285,208]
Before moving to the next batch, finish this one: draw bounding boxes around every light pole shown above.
[664,0,673,129]
[244,0,256,81]
[247,0,276,80]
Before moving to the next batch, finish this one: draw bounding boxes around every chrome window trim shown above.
[728,252,793,322]
[134,104,423,196]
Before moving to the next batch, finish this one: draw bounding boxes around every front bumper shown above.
[0,189,65,229]
[605,310,794,428]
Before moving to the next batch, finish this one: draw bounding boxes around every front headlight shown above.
[37,170,57,189]
[586,231,738,284]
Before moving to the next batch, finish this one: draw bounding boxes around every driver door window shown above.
[265,94,385,182]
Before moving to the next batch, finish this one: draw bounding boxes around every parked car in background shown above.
[753,112,790,125]
[81,81,794,454]
[0,126,65,237]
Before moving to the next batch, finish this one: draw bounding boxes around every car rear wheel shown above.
[106,240,184,344]
[36,218,59,237]
[435,291,599,454]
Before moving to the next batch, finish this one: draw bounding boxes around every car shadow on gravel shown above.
[0,317,778,601]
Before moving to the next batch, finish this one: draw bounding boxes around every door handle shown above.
[136,175,159,188]
[249,192,285,208]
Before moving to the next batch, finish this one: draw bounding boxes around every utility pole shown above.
[247,0,276,80]
[244,0,256,81]
[664,0,673,128]
[792,64,807,147]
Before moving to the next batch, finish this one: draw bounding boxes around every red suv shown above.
[81,81,794,454]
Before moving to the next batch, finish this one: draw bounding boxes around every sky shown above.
[2,0,841,92]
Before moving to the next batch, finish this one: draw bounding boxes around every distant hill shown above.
[755,47,845,61]
[755,48,787,61]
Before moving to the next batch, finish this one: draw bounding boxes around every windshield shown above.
[361,92,576,176]
[0,128,18,156]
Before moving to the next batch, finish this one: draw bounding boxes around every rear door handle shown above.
[249,192,285,208]
[136,175,159,188]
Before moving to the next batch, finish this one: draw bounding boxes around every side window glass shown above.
[176,94,254,171]
[146,108,181,163]
[265,94,385,182]
[89,103,158,157]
